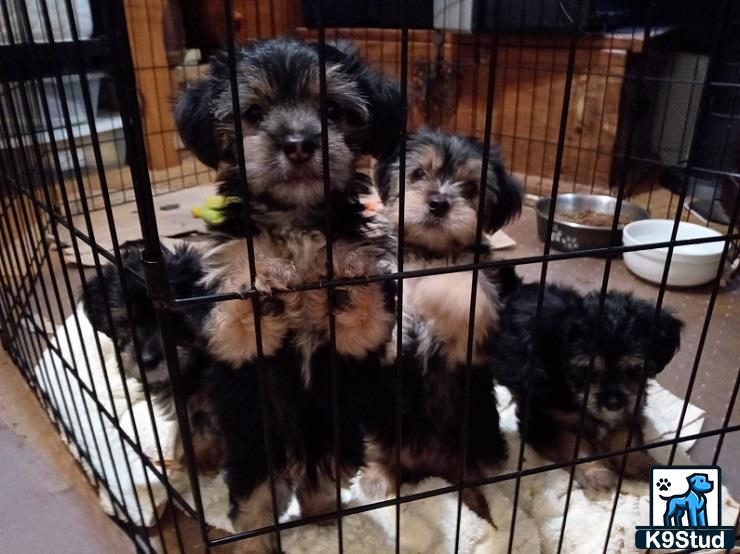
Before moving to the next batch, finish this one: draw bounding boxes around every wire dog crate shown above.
[0,0,738,552]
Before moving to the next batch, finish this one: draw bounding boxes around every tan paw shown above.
[331,241,394,279]
[253,258,297,294]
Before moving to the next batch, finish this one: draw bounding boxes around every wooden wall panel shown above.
[448,38,627,193]
[124,0,179,170]
[298,28,633,194]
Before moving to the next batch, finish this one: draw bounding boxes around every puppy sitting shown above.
[82,244,223,474]
[176,37,400,534]
[495,282,683,491]
[362,129,522,526]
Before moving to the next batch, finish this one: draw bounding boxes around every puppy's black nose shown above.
[282,134,318,163]
[601,393,624,411]
[428,196,450,217]
[141,350,161,371]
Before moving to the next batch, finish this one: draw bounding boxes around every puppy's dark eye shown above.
[461,181,478,198]
[326,100,342,122]
[411,168,425,181]
[244,104,264,125]
[626,364,645,375]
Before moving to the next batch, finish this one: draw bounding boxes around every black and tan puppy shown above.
[495,282,683,490]
[175,38,400,368]
[361,129,522,526]
[82,244,223,473]
[175,37,399,541]
[83,245,306,551]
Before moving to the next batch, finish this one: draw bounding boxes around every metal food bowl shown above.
[536,193,650,252]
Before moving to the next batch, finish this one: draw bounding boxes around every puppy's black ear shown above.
[175,79,221,168]
[649,310,683,374]
[322,41,402,159]
[175,50,234,169]
[362,74,402,160]
[484,153,523,233]
[82,264,120,337]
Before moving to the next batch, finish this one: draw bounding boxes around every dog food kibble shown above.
[556,209,635,227]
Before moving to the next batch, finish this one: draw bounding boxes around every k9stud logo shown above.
[635,465,735,549]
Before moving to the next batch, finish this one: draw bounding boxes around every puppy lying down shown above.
[495,280,684,491]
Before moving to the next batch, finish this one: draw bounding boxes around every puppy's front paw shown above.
[577,463,617,492]
[622,451,655,480]
[331,241,393,279]
[333,284,395,356]
[208,258,301,366]
[332,246,367,279]
[253,258,297,294]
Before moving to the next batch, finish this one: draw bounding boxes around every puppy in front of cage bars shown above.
[82,244,224,474]
[494,281,683,492]
[175,37,400,541]
[358,129,523,530]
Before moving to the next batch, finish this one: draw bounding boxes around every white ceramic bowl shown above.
[622,219,724,287]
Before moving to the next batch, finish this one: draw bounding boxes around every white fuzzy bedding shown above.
[33,307,738,553]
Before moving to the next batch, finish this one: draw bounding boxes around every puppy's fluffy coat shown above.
[176,37,400,546]
[495,281,683,490]
[175,38,400,371]
[361,129,522,525]
[82,245,224,473]
[84,246,308,551]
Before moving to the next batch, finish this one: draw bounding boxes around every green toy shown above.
[191,195,240,226]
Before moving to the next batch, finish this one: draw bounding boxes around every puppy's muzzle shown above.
[140,349,163,371]
[281,132,319,164]
[428,194,451,217]
[599,391,626,411]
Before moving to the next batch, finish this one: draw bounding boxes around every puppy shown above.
[495,282,683,491]
[83,246,306,551]
[362,129,522,526]
[175,38,400,534]
[82,244,223,473]
[174,38,400,367]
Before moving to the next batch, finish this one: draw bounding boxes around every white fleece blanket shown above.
[33,308,739,553]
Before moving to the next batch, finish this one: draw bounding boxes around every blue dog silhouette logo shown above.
[659,473,713,527]
[635,465,734,549]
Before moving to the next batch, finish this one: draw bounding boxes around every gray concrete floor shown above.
[0,347,134,554]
